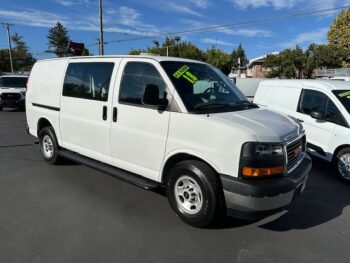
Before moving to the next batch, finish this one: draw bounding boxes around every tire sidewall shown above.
[335,147,350,182]
[38,127,59,164]
[166,161,218,227]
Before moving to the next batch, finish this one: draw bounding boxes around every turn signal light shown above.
[242,166,284,177]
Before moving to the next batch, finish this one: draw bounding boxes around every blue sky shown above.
[0,0,349,60]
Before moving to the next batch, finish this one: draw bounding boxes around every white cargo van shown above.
[254,80,350,181]
[26,55,311,227]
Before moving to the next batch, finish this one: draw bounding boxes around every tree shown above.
[203,47,231,74]
[231,43,248,69]
[0,33,35,73]
[328,8,350,66]
[264,46,306,79]
[47,22,70,57]
[11,33,35,71]
[129,37,203,61]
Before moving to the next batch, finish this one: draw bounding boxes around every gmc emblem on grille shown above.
[294,145,302,158]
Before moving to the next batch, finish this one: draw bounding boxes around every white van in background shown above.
[254,80,350,181]
[26,55,311,227]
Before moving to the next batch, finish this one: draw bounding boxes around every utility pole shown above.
[98,0,104,55]
[1,22,14,73]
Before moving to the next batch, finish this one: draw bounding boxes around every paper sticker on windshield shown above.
[173,65,190,78]
[183,71,198,84]
[338,90,350,98]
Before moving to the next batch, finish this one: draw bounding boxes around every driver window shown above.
[119,62,166,106]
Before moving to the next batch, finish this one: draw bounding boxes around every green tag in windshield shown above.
[173,65,189,78]
[183,71,198,84]
[338,90,350,98]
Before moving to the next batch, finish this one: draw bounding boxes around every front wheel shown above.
[38,126,61,165]
[335,147,350,182]
[166,160,224,227]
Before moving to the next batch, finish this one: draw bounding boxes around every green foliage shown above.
[264,46,306,79]
[328,8,350,66]
[81,48,90,56]
[203,47,231,75]
[0,33,35,73]
[264,43,346,79]
[47,22,70,57]
[231,43,248,68]
[129,37,247,74]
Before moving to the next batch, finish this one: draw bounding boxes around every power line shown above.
[96,5,349,46]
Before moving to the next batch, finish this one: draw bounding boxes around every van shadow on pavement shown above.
[258,156,350,231]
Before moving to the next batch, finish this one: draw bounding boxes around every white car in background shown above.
[0,74,28,111]
[254,80,350,181]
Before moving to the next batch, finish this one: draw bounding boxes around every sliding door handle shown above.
[113,107,118,122]
[102,106,107,121]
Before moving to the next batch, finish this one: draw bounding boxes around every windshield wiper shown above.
[195,103,233,109]
[238,100,258,108]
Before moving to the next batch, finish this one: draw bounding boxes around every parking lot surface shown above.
[0,110,349,263]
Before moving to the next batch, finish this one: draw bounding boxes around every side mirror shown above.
[310,110,326,120]
[142,84,168,108]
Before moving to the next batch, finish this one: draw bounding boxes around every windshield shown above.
[0,77,28,88]
[160,61,253,113]
[333,90,350,114]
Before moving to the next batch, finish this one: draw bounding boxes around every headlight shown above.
[255,144,284,156]
[241,142,284,157]
[240,142,285,178]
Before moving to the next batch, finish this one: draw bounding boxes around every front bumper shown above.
[220,154,312,220]
[0,98,25,108]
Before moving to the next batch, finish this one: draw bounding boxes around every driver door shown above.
[110,59,172,181]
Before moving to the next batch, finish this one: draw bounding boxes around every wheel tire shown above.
[38,126,61,165]
[334,147,350,182]
[166,160,224,227]
[0,106,3,111]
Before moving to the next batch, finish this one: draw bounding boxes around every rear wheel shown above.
[166,160,224,227]
[38,126,61,165]
[334,147,350,182]
[0,106,3,111]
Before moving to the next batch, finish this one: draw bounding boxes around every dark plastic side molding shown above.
[58,150,160,190]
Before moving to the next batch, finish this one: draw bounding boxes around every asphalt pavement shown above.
[0,110,349,263]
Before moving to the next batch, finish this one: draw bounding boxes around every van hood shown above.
[211,108,303,143]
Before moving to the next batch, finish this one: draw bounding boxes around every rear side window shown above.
[63,62,114,101]
[119,62,166,106]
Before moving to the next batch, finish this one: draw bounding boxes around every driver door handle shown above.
[102,106,107,121]
[113,107,117,122]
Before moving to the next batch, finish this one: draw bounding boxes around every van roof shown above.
[37,55,206,64]
[260,79,350,91]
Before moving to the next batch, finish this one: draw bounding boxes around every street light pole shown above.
[98,0,104,55]
[1,22,14,73]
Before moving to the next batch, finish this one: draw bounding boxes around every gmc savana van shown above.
[26,55,311,227]
[254,80,350,181]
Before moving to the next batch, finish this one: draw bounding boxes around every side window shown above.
[298,89,327,115]
[326,99,347,127]
[63,62,114,101]
[0,78,3,87]
[119,62,166,106]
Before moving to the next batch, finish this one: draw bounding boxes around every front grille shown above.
[286,135,306,172]
[0,93,20,100]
